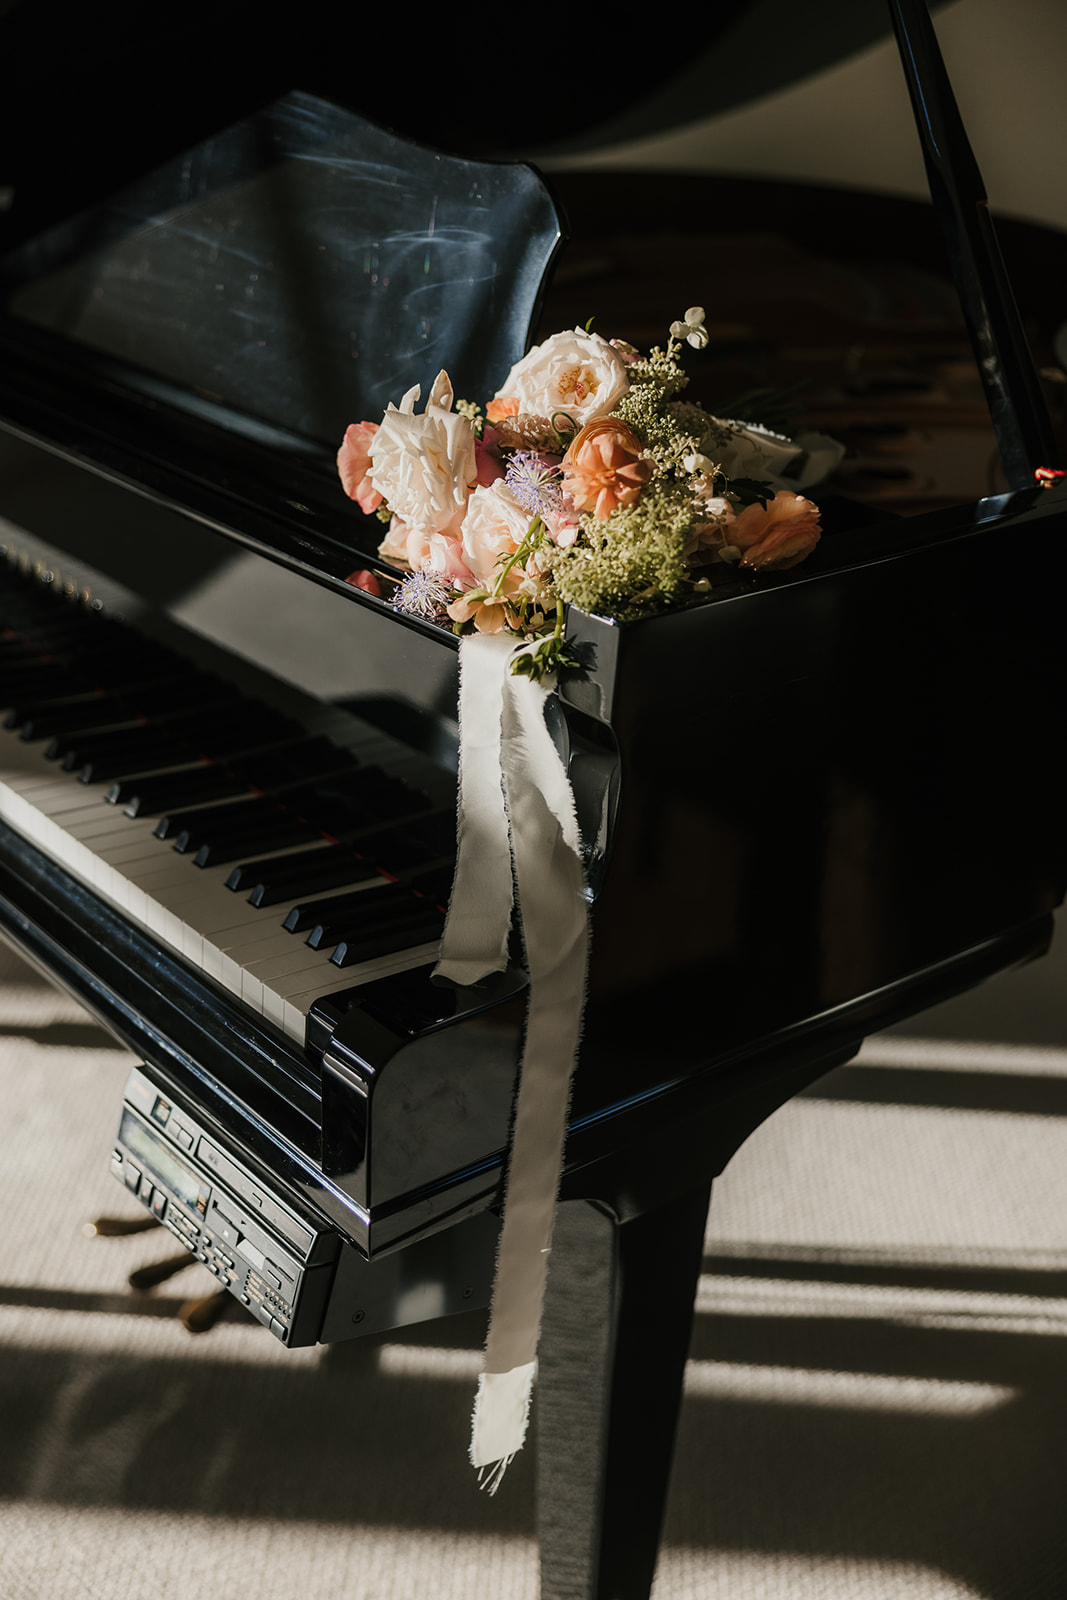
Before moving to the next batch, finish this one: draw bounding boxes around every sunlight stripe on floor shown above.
[683,1360,1014,1414]
[856,1036,1067,1075]
[696,1272,1067,1330]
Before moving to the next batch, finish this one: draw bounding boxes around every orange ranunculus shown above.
[731,490,822,571]
[562,417,652,521]
[337,420,383,514]
[486,396,520,423]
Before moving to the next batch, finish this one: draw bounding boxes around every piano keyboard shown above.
[0,573,454,1044]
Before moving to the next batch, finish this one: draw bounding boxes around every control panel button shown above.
[123,1163,142,1191]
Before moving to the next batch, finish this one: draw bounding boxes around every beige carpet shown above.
[3,926,1067,1600]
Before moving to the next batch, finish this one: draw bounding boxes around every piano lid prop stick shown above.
[435,632,590,1491]
[887,0,1061,487]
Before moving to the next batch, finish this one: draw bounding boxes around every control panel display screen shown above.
[120,1110,209,1216]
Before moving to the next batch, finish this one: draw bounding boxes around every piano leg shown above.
[536,1182,712,1600]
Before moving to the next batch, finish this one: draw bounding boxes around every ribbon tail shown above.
[470,1361,537,1491]
[435,632,516,987]
[468,657,590,1490]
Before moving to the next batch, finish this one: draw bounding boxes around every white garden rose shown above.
[495,329,630,428]
[368,370,477,539]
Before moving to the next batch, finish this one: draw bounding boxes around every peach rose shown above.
[337,421,383,515]
[563,417,652,521]
[459,481,533,592]
[731,490,823,571]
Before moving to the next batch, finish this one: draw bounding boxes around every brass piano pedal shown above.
[178,1288,232,1335]
[127,1252,197,1292]
[82,1214,161,1238]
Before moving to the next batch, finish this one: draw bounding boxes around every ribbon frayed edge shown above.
[470,1361,537,1494]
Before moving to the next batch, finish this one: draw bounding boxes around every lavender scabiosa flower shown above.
[392,569,456,623]
[505,451,563,518]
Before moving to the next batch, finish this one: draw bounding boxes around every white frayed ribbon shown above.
[435,631,590,1490]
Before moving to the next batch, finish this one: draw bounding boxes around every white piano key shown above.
[246,945,339,983]
[65,809,149,844]
[2,714,451,1047]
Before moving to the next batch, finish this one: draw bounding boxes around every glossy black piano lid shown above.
[2,93,564,440]
[0,92,565,589]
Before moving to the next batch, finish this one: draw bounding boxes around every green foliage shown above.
[552,478,696,622]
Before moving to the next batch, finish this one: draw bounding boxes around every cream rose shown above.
[460,481,534,592]
[368,370,477,540]
[495,329,629,429]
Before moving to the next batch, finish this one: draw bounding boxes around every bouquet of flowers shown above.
[338,309,843,679]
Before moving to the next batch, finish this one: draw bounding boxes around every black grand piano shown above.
[2,4,1066,1596]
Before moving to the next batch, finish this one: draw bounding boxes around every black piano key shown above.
[305,887,431,949]
[298,769,433,841]
[6,691,103,731]
[402,860,455,904]
[114,722,314,814]
[229,846,380,904]
[343,810,458,876]
[160,792,276,846]
[283,881,409,935]
[159,761,367,850]
[16,675,242,742]
[12,693,129,740]
[329,915,445,968]
[114,763,243,815]
[191,815,320,868]
[62,701,288,780]
[4,644,182,698]
[60,726,201,777]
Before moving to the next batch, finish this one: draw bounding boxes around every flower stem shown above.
[491,515,544,598]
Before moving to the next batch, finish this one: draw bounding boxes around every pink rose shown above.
[337,421,383,515]
[345,569,382,597]
[475,436,506,487]
[426,531,477,588]
[377,515,430,570]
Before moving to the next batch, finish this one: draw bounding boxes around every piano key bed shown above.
[0,559,455,1044]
